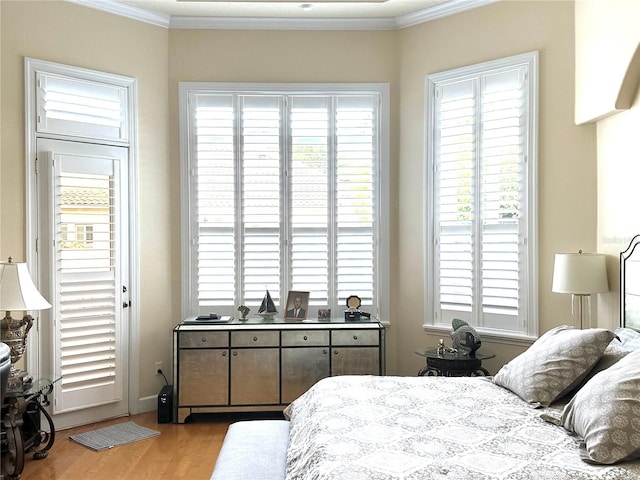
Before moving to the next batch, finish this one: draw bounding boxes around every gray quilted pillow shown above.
[568,340,630,393]
[493,326,615,407]
[561,348,640,464]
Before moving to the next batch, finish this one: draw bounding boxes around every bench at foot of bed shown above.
[210,419,289,480]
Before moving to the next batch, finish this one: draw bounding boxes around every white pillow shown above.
[493,326,615,407]
[615,327,640,350]
[561,349,640,464]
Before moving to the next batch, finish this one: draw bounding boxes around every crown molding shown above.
[66,0,171,28]
[67,0,500,31]
[395,0,501,29]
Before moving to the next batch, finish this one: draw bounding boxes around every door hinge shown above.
[123,301,131,308]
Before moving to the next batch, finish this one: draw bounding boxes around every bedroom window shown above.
[179,83,389,321]
[425,52,538,340]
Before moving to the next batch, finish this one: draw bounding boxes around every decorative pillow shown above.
[596,339,632,367]
[493,326,615,407]
[561,349,640,465]
[568,339,630,395]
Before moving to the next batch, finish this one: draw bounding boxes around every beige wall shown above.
[575,0,640,329]
[1,0,602,410]
[0,1,171,403]
[596,107,640,324]
[168,28,401,372]
[396,0,597,376]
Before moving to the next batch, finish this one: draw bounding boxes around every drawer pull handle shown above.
[233,351,238,356]
[222,351,227,357]
[303,335,308,341]
[353,335,358,340]
[334,350,339,355]
[323,349,328,354]
[253,336,258,342]
[201,338,207,343]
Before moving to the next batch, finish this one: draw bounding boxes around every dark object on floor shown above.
[158,385,173,423]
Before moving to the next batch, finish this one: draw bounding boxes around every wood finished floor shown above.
[21,412,233,480]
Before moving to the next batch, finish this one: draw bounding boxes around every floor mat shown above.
[69,421,160,451]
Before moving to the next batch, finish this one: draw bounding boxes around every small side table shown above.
[1,374,60,480]
[416,348,495,377]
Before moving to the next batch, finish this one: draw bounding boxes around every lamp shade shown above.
[552,252,609,295]
[0,259,52,311]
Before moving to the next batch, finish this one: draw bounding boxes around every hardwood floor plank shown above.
[21,412,232,480]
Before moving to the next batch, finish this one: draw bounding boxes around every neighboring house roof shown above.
[61,188,110,207]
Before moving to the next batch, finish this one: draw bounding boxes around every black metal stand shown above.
[1,379,56,479]
[419,355,490,376]
[416,348,495,377]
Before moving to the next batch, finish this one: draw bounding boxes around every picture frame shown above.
[284,291,309,320]
[318,308,331,321]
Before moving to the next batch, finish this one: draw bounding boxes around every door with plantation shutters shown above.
[37,138,129,428]
[27,59,135,429]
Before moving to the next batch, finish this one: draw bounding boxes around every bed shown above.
[281,236,640,479]
[212,236,640,479]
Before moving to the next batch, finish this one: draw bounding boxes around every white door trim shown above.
[24,57,141,417]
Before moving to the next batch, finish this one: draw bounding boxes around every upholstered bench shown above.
[210,420,290,480]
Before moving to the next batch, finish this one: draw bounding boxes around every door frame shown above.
[23,57,141,416]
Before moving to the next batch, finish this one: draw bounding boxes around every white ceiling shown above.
[70,0,498,29]
[119,0,448,18]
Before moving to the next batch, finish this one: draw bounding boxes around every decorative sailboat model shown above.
[257,289,278,319]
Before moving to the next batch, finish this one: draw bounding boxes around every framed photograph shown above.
[318,308,331,321]
[284,291,309,320]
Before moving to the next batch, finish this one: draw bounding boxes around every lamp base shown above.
[0,312,34,394]
[571,294,592,329]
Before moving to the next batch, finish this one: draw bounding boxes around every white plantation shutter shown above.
[290,97,330,304]
[427,53,537,336]
[36,72,128,142]
[242,96,283,305]
[184,85,385,316]
[336,96,375,304]
[195,94,236,306]
[437,80,475,318]
[480,70,523,324]
[51,153,123,413]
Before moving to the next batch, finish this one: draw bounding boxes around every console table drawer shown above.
[231,330,279,347]
[332,329,379,346]
[179,331,229,348]
[281,330,329,346]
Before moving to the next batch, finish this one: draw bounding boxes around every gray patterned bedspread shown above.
[283,375,640,479]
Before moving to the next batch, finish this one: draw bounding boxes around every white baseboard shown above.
[136,394,159,414]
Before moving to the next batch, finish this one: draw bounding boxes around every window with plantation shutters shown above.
[180,83,389,319]
[425,52,538,338]
[36,71,129,143]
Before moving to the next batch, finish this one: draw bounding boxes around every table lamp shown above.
[552,250,609,329]
[0,256,52,391]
